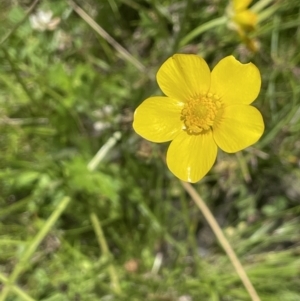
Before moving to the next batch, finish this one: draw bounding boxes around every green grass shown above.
[1,0,300,300]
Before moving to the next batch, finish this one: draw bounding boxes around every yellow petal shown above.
[157,54,211,102]
[213,104,264,153]
[234,10,257,28]
[233,0,253,11]
[166,131,217,183]
[133,96,184,143]
[210,56,261,105]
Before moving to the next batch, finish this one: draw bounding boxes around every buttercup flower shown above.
[133,54,264,183]
[227,0,259,51]
[228,0,257,33]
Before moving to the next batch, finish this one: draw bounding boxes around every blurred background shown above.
[1,0,300,300]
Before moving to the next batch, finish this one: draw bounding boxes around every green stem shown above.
[0,196,71,301]
[87,132,121,171]
[87,134,122,294]
[251,0,274,13]
[0,273,36,301]
[2,48,36,107]
[179,16,227,48]
[236,152,251,183]
[257,4,280,23]
[0,196,30,218]
[90,213,122,295]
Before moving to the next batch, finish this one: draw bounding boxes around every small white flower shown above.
[178,296,192,301]
[29,10,60,31]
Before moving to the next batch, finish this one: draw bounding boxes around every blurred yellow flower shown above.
[227,0,259,51]
[228,0,257,33]
[133,54,264,183]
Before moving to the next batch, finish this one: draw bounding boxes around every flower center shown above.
[181,93,222,134]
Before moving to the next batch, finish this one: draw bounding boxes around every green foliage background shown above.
[1,0,300,300]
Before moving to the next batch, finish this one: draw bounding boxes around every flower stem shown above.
[181,181,261,301]
[0,273,36,301]
[87,131,121,171]
[90,213,122,295]
[236,152,251,183]
[87,133,122,295]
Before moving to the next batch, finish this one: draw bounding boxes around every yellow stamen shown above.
[181,94,222,134]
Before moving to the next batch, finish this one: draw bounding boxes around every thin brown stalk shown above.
[68,0,146,73]
[181,181,261,301]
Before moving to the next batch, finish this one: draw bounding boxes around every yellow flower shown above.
[133,54,264,183]
[228,0,257,34]
[226,0,259,52]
